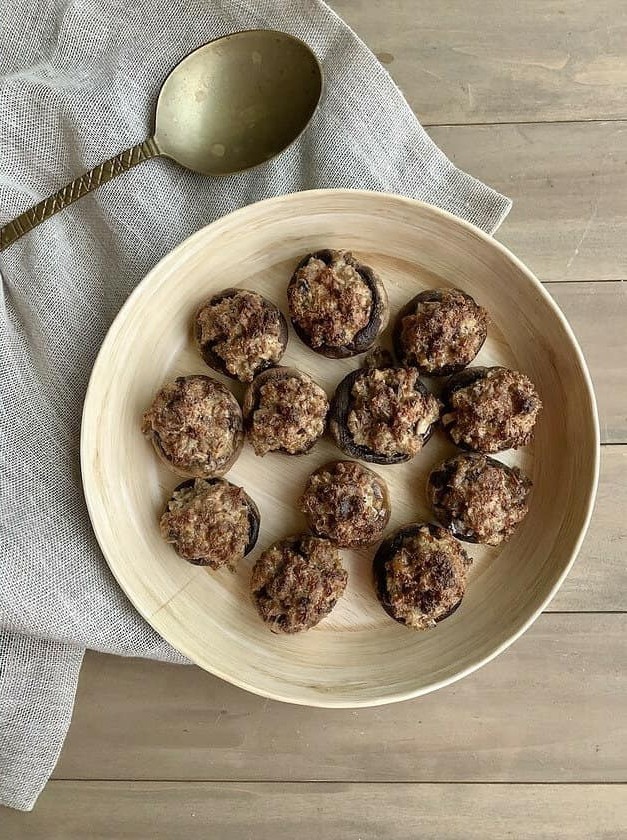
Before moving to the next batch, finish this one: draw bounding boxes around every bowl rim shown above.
[81,188,600,707]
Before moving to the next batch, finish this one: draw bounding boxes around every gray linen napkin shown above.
[0,0,511,811]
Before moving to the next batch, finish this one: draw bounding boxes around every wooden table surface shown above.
[4,2,626,837]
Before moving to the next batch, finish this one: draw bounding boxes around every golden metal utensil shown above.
[0,30,322,251]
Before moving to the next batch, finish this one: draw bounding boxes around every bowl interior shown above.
[81,190,598,706]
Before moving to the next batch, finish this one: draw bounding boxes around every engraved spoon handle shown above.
[0,137,161,252]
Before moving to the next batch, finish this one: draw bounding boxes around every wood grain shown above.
[2,782,625,839]
[81,190,598,708]
[54,615,627,782]
[547,282,626,444]
[335,0,627,125]
[429,122,627,282]
[552,446,627,611]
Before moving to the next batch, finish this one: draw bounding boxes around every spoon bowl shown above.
[155,30,323,176]
[0,29,323,250]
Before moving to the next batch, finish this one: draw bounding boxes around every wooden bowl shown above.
[81,190,599,707]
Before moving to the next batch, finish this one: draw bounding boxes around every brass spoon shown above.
[0,30,322,252]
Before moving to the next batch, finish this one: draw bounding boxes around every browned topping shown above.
[251,535,348,633]
[382,525,471,630]
[444,368,541,452]
[428,454,532,545]
[196,290,285,382]
[347,368,440,457]
[399,289,488,373]
[160,479,252,568]
[248,374,329,456]
[300,461,390,547]
[288,251,373,348]
[141,376,242,476]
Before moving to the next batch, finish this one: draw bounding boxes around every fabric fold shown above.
[0,632,85,811]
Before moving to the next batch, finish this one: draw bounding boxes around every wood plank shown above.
[552,446,627,610]
[54,615,627,782]
[547,282,626,443]
[333,0,627,125]
[2,782,625,839]
[428,122,627,282]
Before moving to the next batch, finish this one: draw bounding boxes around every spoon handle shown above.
[0,138,160,252]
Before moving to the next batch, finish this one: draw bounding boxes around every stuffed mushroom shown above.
[393,288,488,376]
[329,366,441,464]
[160,478,260,568]
[299,459,391,547]
[441,366,542,452]
[194,288,288,383]
[287,249,389,358]
[243,366,329,456]
[251,534,348,633]
[427,453,532,545]
[373,522,471,630]
[141,375,243,477]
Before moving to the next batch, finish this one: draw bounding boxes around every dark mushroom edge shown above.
[392,288,488,377]
[329,367,440,465]
[142,375,244,478]
[427,453,532,545]
[161,477,260,567]
[363,345,395,370]
[288,249,389,358]
[299,459,392,547]
[242,365,329,456]
[373,522,471,630]
[442,365,493,404]
[193,288,288,383]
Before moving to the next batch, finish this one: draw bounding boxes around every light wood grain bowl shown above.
[81,190,599,707]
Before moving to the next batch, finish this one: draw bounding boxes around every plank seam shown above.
[425,118,627,129]
[47,779,627,785]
